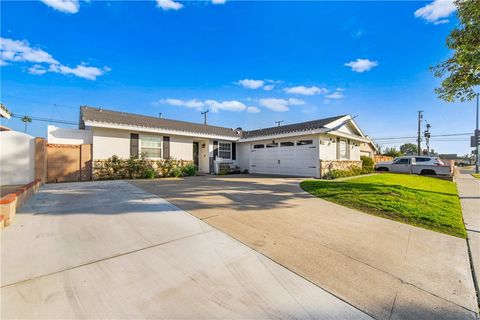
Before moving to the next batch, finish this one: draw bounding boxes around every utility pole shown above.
[475,93,479,174]
[417,110,423,156]
[424,123,431,156]
[275,120,284,127]
[201,110,209,125]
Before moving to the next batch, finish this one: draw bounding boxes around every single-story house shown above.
[52,106,374,178]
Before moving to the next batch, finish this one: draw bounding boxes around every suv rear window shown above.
[415,157,430,162]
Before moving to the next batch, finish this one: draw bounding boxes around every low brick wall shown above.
[319,160,362,178]
[0,179,41,227]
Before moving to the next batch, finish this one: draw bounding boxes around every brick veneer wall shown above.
[319,160,362,178]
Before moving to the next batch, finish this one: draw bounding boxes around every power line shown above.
[11,114,78,126]
[373,133,471,140]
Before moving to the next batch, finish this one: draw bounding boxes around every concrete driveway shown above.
[1,180,370,319]
[132,175,479,320]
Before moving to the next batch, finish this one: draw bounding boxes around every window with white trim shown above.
[140,135,162,158]
[339,139,348,159]
[219,142,231,159]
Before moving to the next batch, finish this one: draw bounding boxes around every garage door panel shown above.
[251,141,318,177]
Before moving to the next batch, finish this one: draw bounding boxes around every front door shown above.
[193,142,199,168]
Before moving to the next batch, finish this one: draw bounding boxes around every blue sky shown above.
[0,0,475,155]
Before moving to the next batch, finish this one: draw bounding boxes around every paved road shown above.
[456,173,480,303]
[132,175,479,320]
[1,181,370,319]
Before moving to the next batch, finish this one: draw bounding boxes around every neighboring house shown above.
[56,106,373,178]
[360,137,378,158]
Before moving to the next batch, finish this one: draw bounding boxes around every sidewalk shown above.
[456,173,480,306]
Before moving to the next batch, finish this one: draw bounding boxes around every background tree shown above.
[383,147,403,158]
[400,143,418,155]
[431,0,480,102]
[21,116,32,133]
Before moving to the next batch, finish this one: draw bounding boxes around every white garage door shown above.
[250,139,318,177]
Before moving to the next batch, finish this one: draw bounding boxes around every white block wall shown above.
[0,131,35,185]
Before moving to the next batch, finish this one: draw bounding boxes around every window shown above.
[280,141,294,147]
[140,135,162,158]
[297,140,313,146]
[219,142,231,159]
[415,157,430,162]
[339,139,348,159]
[266,143,278,148]
[394,158,410,164]
[253,144,264,149]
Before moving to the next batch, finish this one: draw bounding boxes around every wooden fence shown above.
[374,155,393,163]
[46,144,92,183]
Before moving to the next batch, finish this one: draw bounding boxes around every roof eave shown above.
[84,120,240,141]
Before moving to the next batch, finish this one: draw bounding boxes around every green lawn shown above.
[300,173,466,238]
[472,174,480,179]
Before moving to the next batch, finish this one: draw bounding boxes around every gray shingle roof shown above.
[80,106,347,140]
[240,115,346,139]
[80,106,241,138]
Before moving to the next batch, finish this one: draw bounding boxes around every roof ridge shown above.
[80,105,236,131]
[242,115,348,133]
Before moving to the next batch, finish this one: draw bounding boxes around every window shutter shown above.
[130,133,139,158]
[163,136,170,159]
[213,141,218,159]
[232,142,236,160]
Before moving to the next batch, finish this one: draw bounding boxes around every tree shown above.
[431,0,480,102]
[400,143,418,155]
[21,116,32,133]
[383,147,403,158]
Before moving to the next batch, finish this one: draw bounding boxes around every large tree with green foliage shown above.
[400,143,418,155]
[383,147,403,158]
[432,0,480,102]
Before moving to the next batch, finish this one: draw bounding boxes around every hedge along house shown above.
[74,106,373,178]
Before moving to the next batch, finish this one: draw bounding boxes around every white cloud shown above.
[414,0,456,24]
[263,84,274,91]
[48,64,107,80]
[246,106,261,113]
[212,0,226,4]
[160,99,205,110]
[156,0,184,11]
[344,58,378,73]
[28,64,47,75]
[284,86,328,96]
[159,98,254,113]
[205,100,247,112]
[1,38,58,64]
[325,91,344,99]
[288,98,305,105]
[259,98,305,112]
[236,79,265,89]
[0,37,108,80]
[40,0,79,14]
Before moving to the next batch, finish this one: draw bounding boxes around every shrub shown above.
[361,156,374,173]
[323,165,370,180]
[181,163,197,176]
[93,155,194,180]
[144,168,156,179]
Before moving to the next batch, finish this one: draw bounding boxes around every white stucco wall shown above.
[92,127,131,159]
[92,127,195,161]
[0,131,35,185]
[48,125,93,145]
[319,134,361,161]
[319,135,337,160]
[170,135,193,161]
